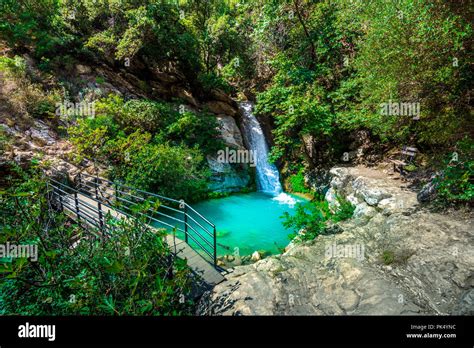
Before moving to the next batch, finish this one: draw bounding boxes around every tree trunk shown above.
[292,0,317,68]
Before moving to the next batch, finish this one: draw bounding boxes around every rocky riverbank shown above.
[197,165,474,315]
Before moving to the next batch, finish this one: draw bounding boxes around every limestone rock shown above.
[206,155,250,192]
[455,289,474,315]
[206,114,250,192]
[28,120,57,146]
[204,101,238,117]
[149,81,171,99]
[171,86,199,107]
[216,115,245,150]
[304,168,331,194]
[76,64,92,75]
[210,89,237,108]
[325,187,339,210]
[352,177,392,206]
[152,70,180,84]
[251,251,261,262]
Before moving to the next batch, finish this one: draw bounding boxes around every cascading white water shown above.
[239,101,297,205]
[240,102,282,194]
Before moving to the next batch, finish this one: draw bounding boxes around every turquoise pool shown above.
[191,192,302,256]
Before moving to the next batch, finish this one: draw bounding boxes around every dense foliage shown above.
[0,163,194,315]
[288,168,310,194]
[68,94,222,201]
[434,138,474,203]
[253,0,472,149]
[0,0,252,91]
[282,195,355,242]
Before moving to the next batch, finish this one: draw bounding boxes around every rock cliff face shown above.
[1,119,80,181]
[207,115,251,192]
[198,166,474,315]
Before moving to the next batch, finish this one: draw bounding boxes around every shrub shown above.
[115,143,210,202]
[382,250,395,265]
[68,112,211,202]
[68,94,222,202]
[0,56,27,76]
[67,115,116,163]
[332,195,356,222]
[197,72,233,94]
[93,95,222,155]
[435,138,474,204]
[94,96,177,134]
[0,56,62,119]
[282,200,329,242]
[120,99,178,133]
[282,195,355,242]
[166,111,223,154]
[288,168,309,193]
[0,127,10,154]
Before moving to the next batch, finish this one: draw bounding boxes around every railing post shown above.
[98,202,104,231]
[74,191,81,223]
[94,176,99,199]
[95,176,104,232]
[46,181,50,205]
[59,190,63,211]
[115,182,121,207]
[213,225,217,267]
[184,204,188,243]
[78,172,82,192]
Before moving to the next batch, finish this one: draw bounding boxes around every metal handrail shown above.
[79,173,182,204]
[80,172,216,228]
[114,188,184,215]
[51,178,131,222]
[185,204,215,228]
[50,173,218,266]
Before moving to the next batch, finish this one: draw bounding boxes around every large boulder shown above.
[171,86,199,107]
[206,114,250,192]
[210,89,238,108]
[215,115,245,150]
[206,155,250,192]
[324,166,417,211]
[352,177,392,206]
[204,101,238,117]
[25,120,57,147]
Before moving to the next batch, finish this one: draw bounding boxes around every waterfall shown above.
[240,101,282,194]
[239,102,297,205]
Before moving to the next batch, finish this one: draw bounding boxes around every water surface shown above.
[192,192,302,256]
